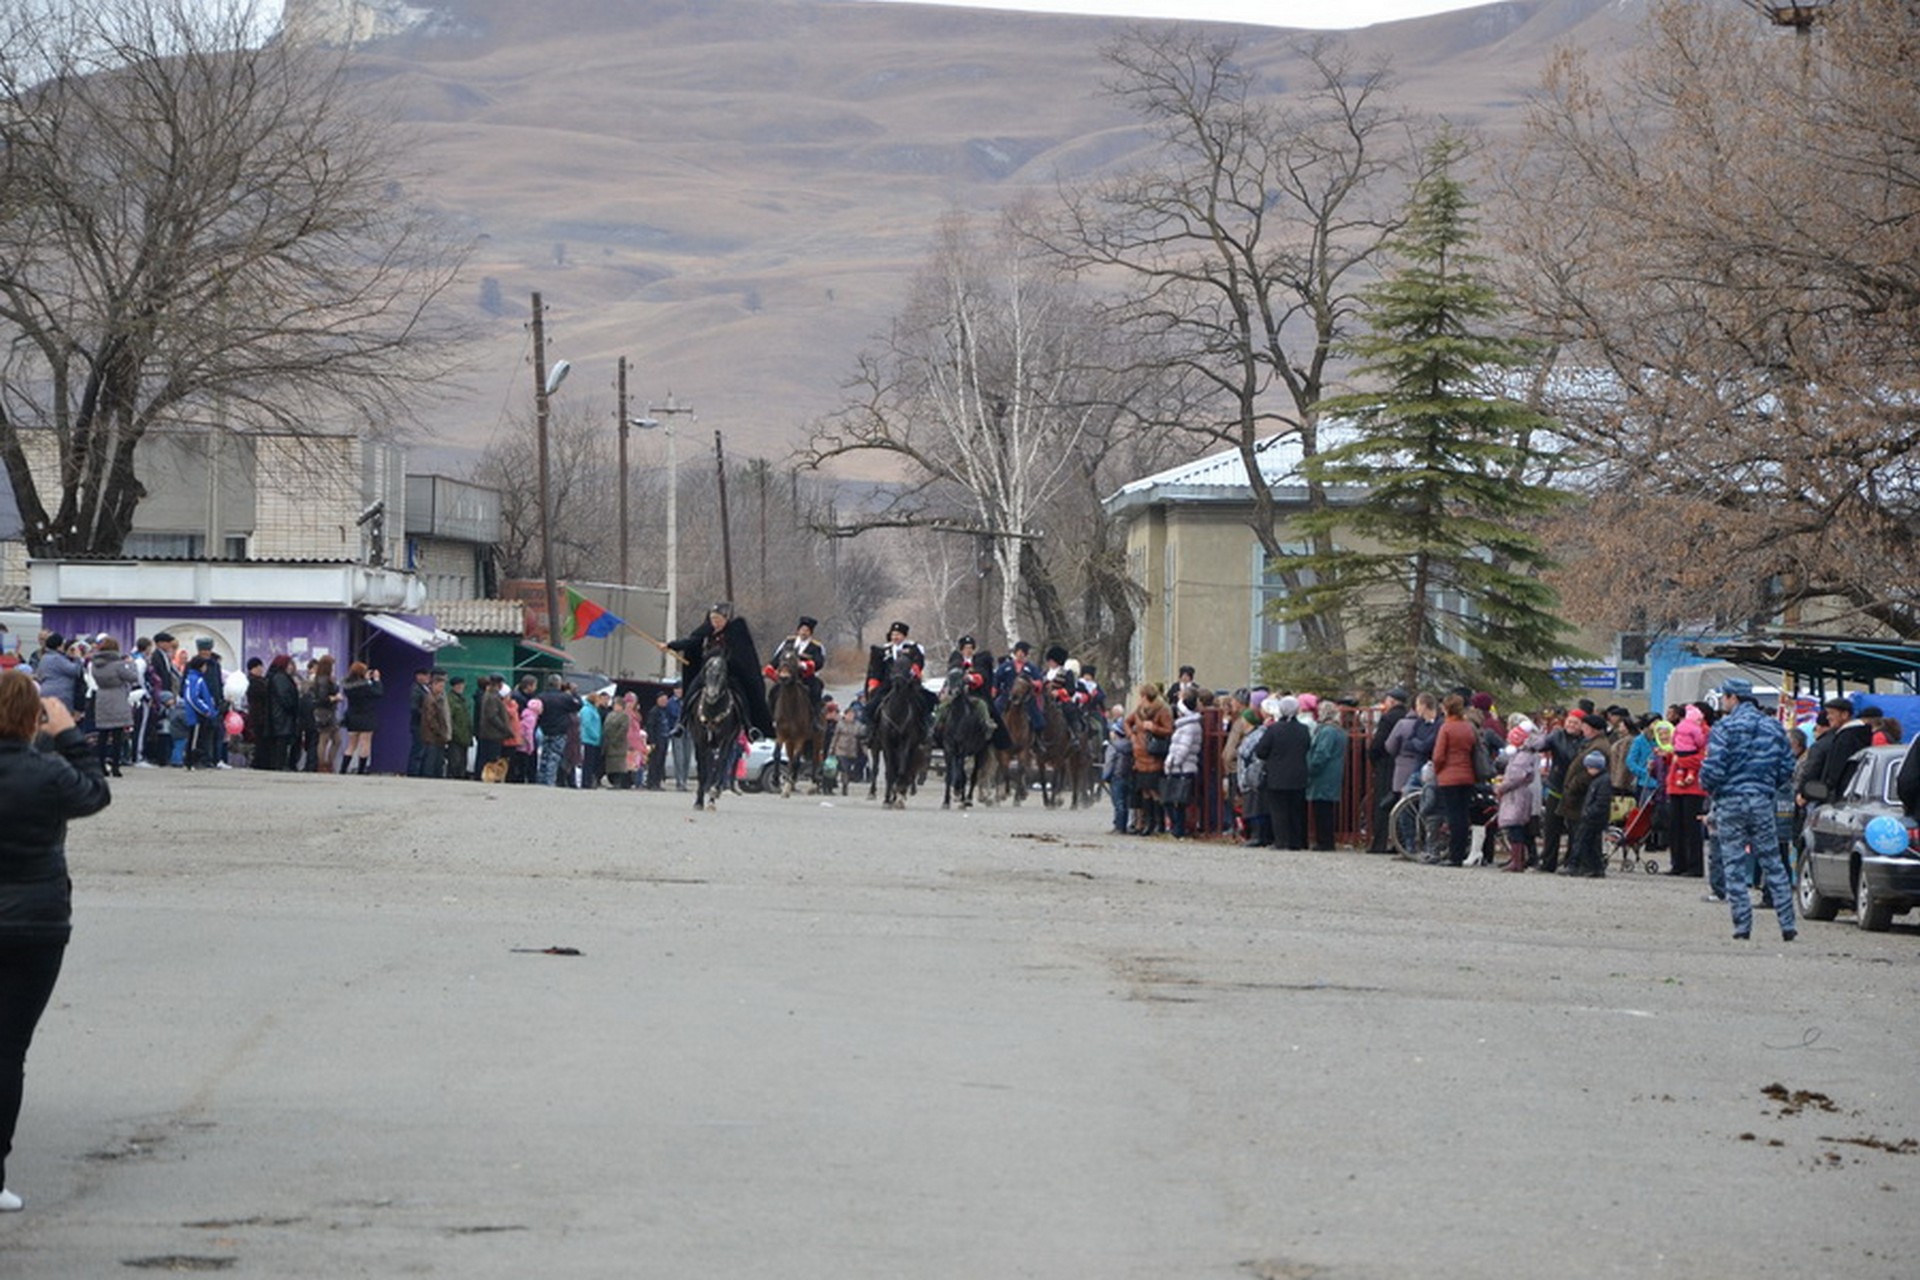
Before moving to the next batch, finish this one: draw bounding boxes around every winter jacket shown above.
[1255,717,1312,792]
[448,689,473,747]
[1164,708,1203,776]
[89,652,140,730]
[1666,708,1708,797]
[1820,720,1874,797]
[183,666,218,726]
[1579,768,1614,832]
[579,701,602,748]
[1626,732,1657,790]
[0,728,112,942]
[602,706,632,773]
[479,689,516,744]
[1370,703,1407,767]
[341,677,384,734]
[264,668,301,738]
[1221,711,1252,779]
[1496,743,1540,828]
[34,649,86,710]
[1125,700,1173,775]
[1306,721,1348,803]
[1237,724,1269,792]
[1431,716,1479,787]
[1700,700,1795,801]
[1387,713,1439,792]
[420,690,451,747]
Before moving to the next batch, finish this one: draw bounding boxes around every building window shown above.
[1254,544,1314,656]
[124,532,204,559]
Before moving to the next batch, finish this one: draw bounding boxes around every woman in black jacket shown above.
[0,668,112,1212]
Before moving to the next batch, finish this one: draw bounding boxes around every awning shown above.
[364,613,461,652]
[518,639,570,663]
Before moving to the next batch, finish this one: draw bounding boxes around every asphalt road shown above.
[3,770,1916,1279]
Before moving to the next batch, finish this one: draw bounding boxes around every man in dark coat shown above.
[1256,695,1314,851]
[767,616,827,719]
[661,601,773,738]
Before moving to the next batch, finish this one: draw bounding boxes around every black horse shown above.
[688,649,741,810]
[937,664,994,810]
[866,651,925,809]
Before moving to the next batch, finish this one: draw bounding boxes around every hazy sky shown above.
[870,1,1489,29]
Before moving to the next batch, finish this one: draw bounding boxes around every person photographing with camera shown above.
[1,670,113,1212]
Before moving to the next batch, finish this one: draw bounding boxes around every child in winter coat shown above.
[1571,750,1614,878]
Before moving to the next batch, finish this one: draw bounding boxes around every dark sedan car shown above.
[1800,742,1920,931]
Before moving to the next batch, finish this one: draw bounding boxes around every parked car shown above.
[1799,742,1920,931]
[736,736,778,792]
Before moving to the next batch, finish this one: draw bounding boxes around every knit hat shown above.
[1583,751,1606,770]
[1296,692,1320,716]
[1470,692,1494,712]
[1276,695,1300,719]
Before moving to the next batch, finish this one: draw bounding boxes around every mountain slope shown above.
[314,0,1644,466]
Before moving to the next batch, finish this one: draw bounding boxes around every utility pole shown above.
[714,428,735,603]
[530,292,569,646]
[616,356,631,585]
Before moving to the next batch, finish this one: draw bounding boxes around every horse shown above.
[999,676,1040,804]
[866,654,925,809]
[1031,684,1085,809]
[936,666,994,810]
[687,649,741,810]
[768,650,822,798]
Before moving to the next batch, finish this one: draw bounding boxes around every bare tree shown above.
[801,210,1162,657]
[1042,29,1430,663]
[1496,0,1920,639]
[0,0,467,556]
[474,403,618,582]
[830,545,898,653]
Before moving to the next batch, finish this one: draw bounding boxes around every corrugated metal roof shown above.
[1104,428,1364,517]
[429,598,525,635]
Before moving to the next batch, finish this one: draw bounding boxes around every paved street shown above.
[3,771,1916,1278]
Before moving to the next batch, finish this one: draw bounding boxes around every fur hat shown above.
[888,620,909,637]
[1045,644,1069,666]
[709,601,733,617]
[796,616,817,631]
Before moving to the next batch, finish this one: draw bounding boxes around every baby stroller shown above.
[1607,796,1660,874]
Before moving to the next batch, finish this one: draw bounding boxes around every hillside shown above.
[311,0,1648,470]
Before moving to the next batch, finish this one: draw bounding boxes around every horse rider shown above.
[867,620,937,724]
[767,615,827,723]
[656,600,774,738]
[993,640,1045,736]
[936,633,995,731]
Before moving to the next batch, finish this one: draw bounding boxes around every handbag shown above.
[1146,731,1171,760]
[1159,772,1193,805]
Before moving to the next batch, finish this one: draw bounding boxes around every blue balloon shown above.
[1864,815,1909,856]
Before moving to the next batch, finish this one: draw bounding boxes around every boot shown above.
[356,756,371,775]
[1503,837,1527,872]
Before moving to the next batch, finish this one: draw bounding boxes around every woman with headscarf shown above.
[1305,699,1348,851]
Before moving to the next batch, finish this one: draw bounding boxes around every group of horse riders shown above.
[652,601,1105,754]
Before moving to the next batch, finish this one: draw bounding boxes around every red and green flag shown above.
[563,588,624,641]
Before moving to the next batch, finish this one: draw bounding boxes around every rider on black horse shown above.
[767,615,827,728]
[867,621,936,727]
[657,600,774,738]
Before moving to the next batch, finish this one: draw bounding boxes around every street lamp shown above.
[631,393,693,663]
[530,291,570,647]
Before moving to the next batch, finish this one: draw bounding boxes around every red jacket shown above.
[1432,716,1480,787]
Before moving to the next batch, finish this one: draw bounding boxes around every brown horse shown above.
[1000,676,1039,805]
[1032,687,1085,809]
[769,651,821,798]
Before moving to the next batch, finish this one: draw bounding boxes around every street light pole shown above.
[633,394,693,651]
[617,356,631,585]
[530,291,571,647]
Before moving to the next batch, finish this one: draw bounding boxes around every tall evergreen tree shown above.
[1273,135,1577,698]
